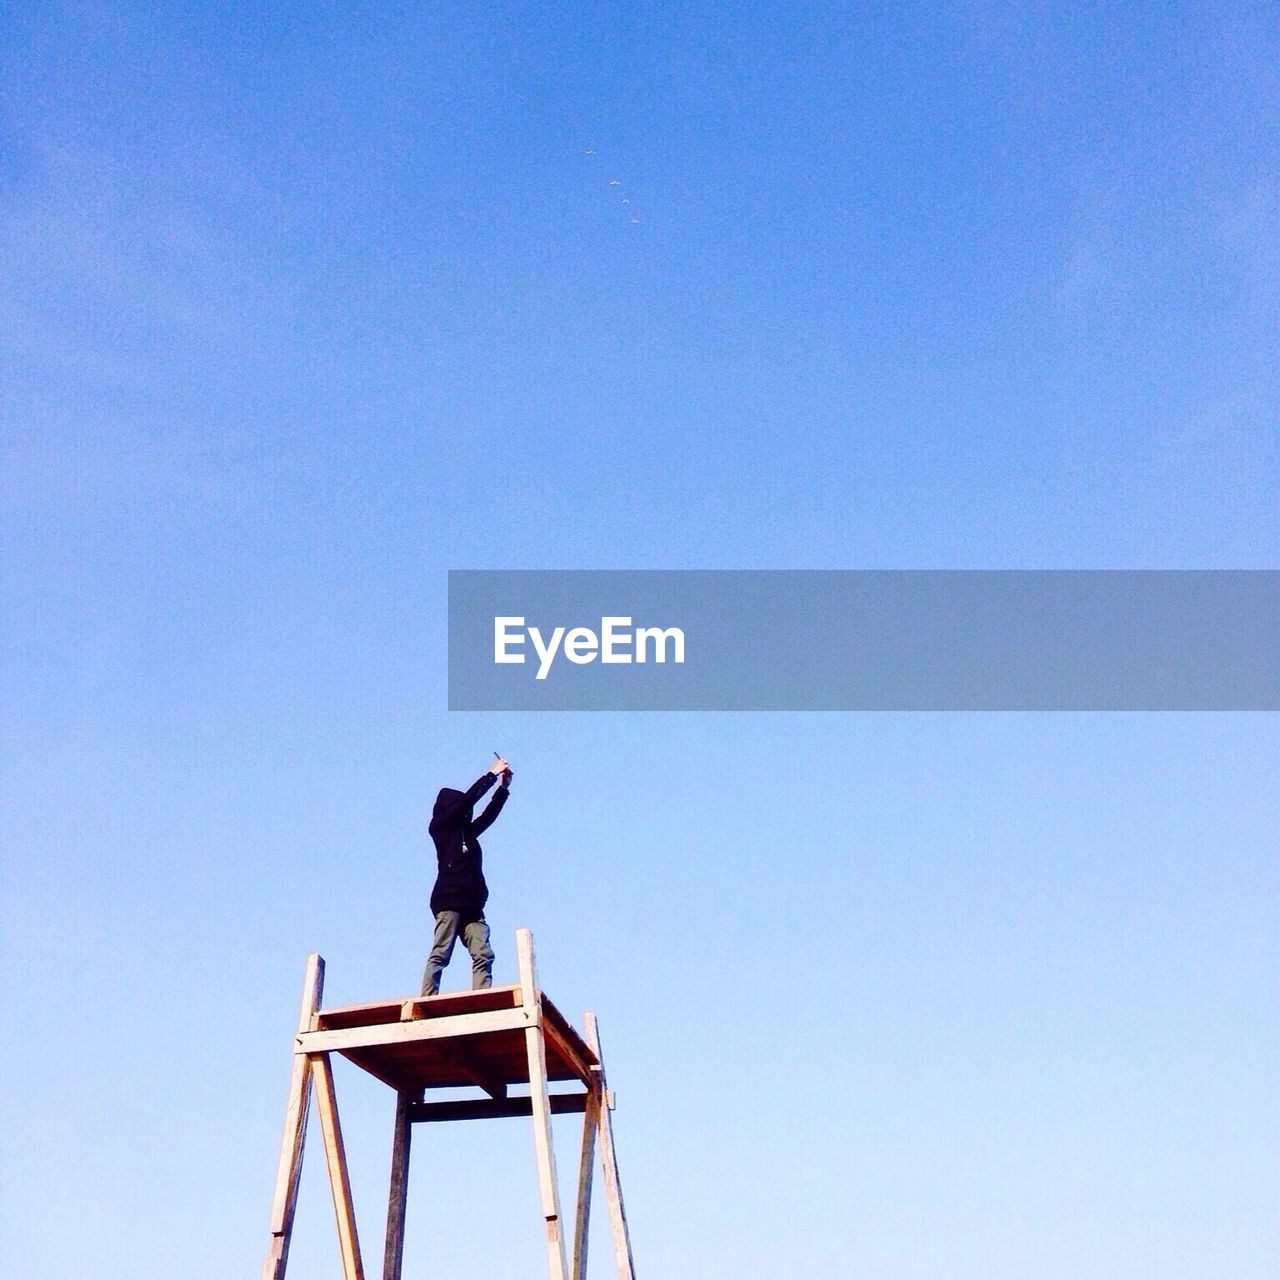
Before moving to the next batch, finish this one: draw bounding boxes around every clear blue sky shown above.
[2,3,1276,1277]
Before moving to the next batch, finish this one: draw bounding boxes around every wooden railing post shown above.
[517,927,570,1280]
[261,953,324,1280]
[584,1012,635,1279]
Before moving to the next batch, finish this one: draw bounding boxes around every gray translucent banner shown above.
[447,571,1278,711]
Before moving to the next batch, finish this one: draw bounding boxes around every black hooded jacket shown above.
[428,772,509,916]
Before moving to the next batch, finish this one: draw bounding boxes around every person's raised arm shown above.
[471,765,512,836]
[431,757,508,825]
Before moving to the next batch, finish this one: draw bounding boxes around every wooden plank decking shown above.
[297,983,599,1096]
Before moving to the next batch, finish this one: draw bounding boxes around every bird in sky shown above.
[581,149,640,225]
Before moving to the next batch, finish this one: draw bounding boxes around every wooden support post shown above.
[571,1088,600,1280]
[261,953,325,1280]
[583,1012,635,1280]
[517,927,570,1280]
[381,1091,413,1280]
[313,1053,365,1280]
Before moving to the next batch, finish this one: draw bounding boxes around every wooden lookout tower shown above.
[260,928,635,1280]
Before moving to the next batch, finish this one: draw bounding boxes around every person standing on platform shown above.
[420,754,513,996]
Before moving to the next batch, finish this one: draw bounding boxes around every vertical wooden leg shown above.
[313,1053,366,1280]
[261,953,325,1280]
[517,928,570,1280]
[571,1089,600,1280]
[381,1091,413,1280]
[584,1013,636,1280]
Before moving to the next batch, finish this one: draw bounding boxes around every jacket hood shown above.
[433,786,466,817]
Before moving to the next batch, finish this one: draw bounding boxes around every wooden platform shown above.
[261,928,635,1280]
[303,984,599,1097]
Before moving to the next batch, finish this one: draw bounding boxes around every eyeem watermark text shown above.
[450,571,1278,709]
[494,615,686,680]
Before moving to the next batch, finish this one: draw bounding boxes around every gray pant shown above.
[420,911,494,995]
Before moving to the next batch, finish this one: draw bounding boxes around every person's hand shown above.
[489,754,510,776]
[501,767,513,787]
